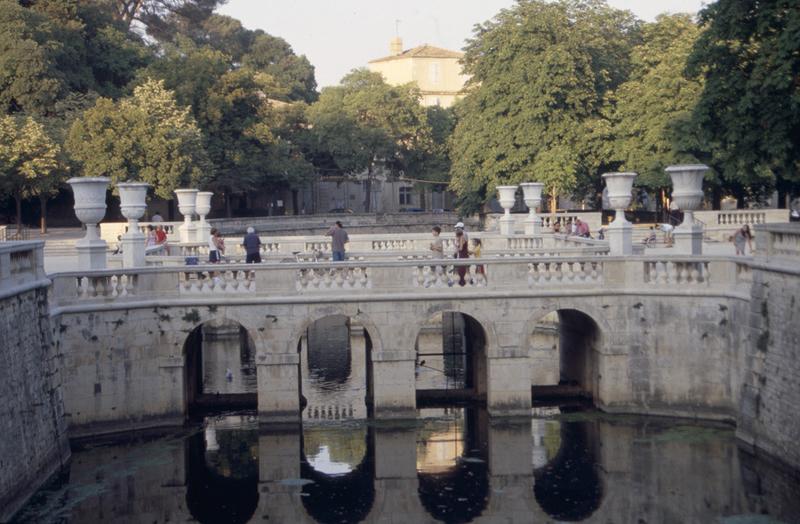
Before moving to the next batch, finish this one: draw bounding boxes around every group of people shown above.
[553,218,592,238]
[429,222,484,286]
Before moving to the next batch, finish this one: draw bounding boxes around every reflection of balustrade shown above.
[178,270,256,294]
[305,404,356,420]
[644,261,710,286]
[412,263,488,288]
[296,267,370,290]
[76,274,137,298]
[527,261,603,286]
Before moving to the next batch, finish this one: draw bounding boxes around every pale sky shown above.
[219,0,707,88]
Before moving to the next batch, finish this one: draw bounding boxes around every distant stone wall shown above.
[0,249,70,521]
[738,261,800,470]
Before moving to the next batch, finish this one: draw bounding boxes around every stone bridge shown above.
[49,251,758,435]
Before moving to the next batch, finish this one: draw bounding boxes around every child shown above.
[470,238,485,282]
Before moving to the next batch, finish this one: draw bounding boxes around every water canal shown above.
[12,317,800,523]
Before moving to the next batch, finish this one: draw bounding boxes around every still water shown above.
[13,407,800,523]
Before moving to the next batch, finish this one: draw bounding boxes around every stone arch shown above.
[414,304,491,402]
[181,315,258,415]
[293,306,382,420]
[522,301,607,400]
[288,305,384,356]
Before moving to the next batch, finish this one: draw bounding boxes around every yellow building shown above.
[368,37,468,108]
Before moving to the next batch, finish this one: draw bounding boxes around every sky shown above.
[219,0,707,88]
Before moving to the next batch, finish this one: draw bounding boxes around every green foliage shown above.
[307,69,432,211]
[0,114,63,215]
[612,14,707,190]
[687,0,800,196]
[66,79,210,198]
[448,0,640,214]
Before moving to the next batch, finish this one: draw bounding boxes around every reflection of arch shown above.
[183,318,257,415]
[185,428,258,524]
[533,412,603,521]
[415,311,488,403]
[527,307,603,399]
[300,426,375,523]
[417,409,489,523]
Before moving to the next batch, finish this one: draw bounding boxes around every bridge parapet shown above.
[49,254,755,310]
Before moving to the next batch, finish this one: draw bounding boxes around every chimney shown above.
[390,36,403,55]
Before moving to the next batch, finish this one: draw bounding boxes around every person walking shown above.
[326,221,349,261]
[241,227,262,263]
[731,224,754,255]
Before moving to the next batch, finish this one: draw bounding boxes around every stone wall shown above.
[738,262,800,470]
[0,242,70,521]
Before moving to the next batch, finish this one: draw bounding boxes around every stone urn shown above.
[666,164,709,254]
[67,177,110,269]
[497,185,518,236]
[601,172,637,255]
[520,182,545,236]
[174,189,198,244]
[117,182,150,267]
[195,191,213,243]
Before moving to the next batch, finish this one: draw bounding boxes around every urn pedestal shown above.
[520,183,544,236]
[174,189,198,244]
[195,191,213,243]
[497,185,518,236]
[602,172,637,255]
[667,164,708,255]
[67,177,110,270]
[118,182,150,267]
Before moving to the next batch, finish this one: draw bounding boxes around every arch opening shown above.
[415,311,488,406]
[529,309,601,402]
[184,319,257,415]
[299,315,374,421]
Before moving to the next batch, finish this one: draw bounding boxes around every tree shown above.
[0,115,62,228]
[448,0,640,214]
[687,0,800,207]
[307,69,432,212]
[612,14,707,198]
[114,0,222,33]
[66,79,210,198]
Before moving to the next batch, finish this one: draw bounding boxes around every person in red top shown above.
[155,225,167,245]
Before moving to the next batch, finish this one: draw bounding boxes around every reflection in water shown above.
[533,408,603,521]
[417,408,489,523]
[198,321,257,395]
[416,312,470,390]
[12,409,800,523]
[303,316,369,420]
[301,423,374,524]
[186,415,259,524]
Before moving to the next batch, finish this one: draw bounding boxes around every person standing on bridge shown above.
[327,221,349,261]
[731,224,754,256]
[453,229,469,286]
[242,227,262,263]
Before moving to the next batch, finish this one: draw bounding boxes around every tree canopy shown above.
[66,79,210,198]
[448,0,641,214]
[687,0,800,204]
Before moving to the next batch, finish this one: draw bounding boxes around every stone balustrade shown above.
[754,223,800,261]
[49,254,758,308]
[0,241,47,297]
[694,209,789,226]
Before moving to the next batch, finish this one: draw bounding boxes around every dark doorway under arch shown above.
[415,312,488,406]
[184,320,257,415]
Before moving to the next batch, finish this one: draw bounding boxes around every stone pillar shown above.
[67,177,110,270]
[520,183,544,236]
[195,191,213,244]
[497,185,518,236]
[667,164,709,255]
[118,182,150,268]
[372,350,416,419]
[256,352,300,423]
[602,172,637,255]
[174,189,198,244]
[487,348,531,417]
